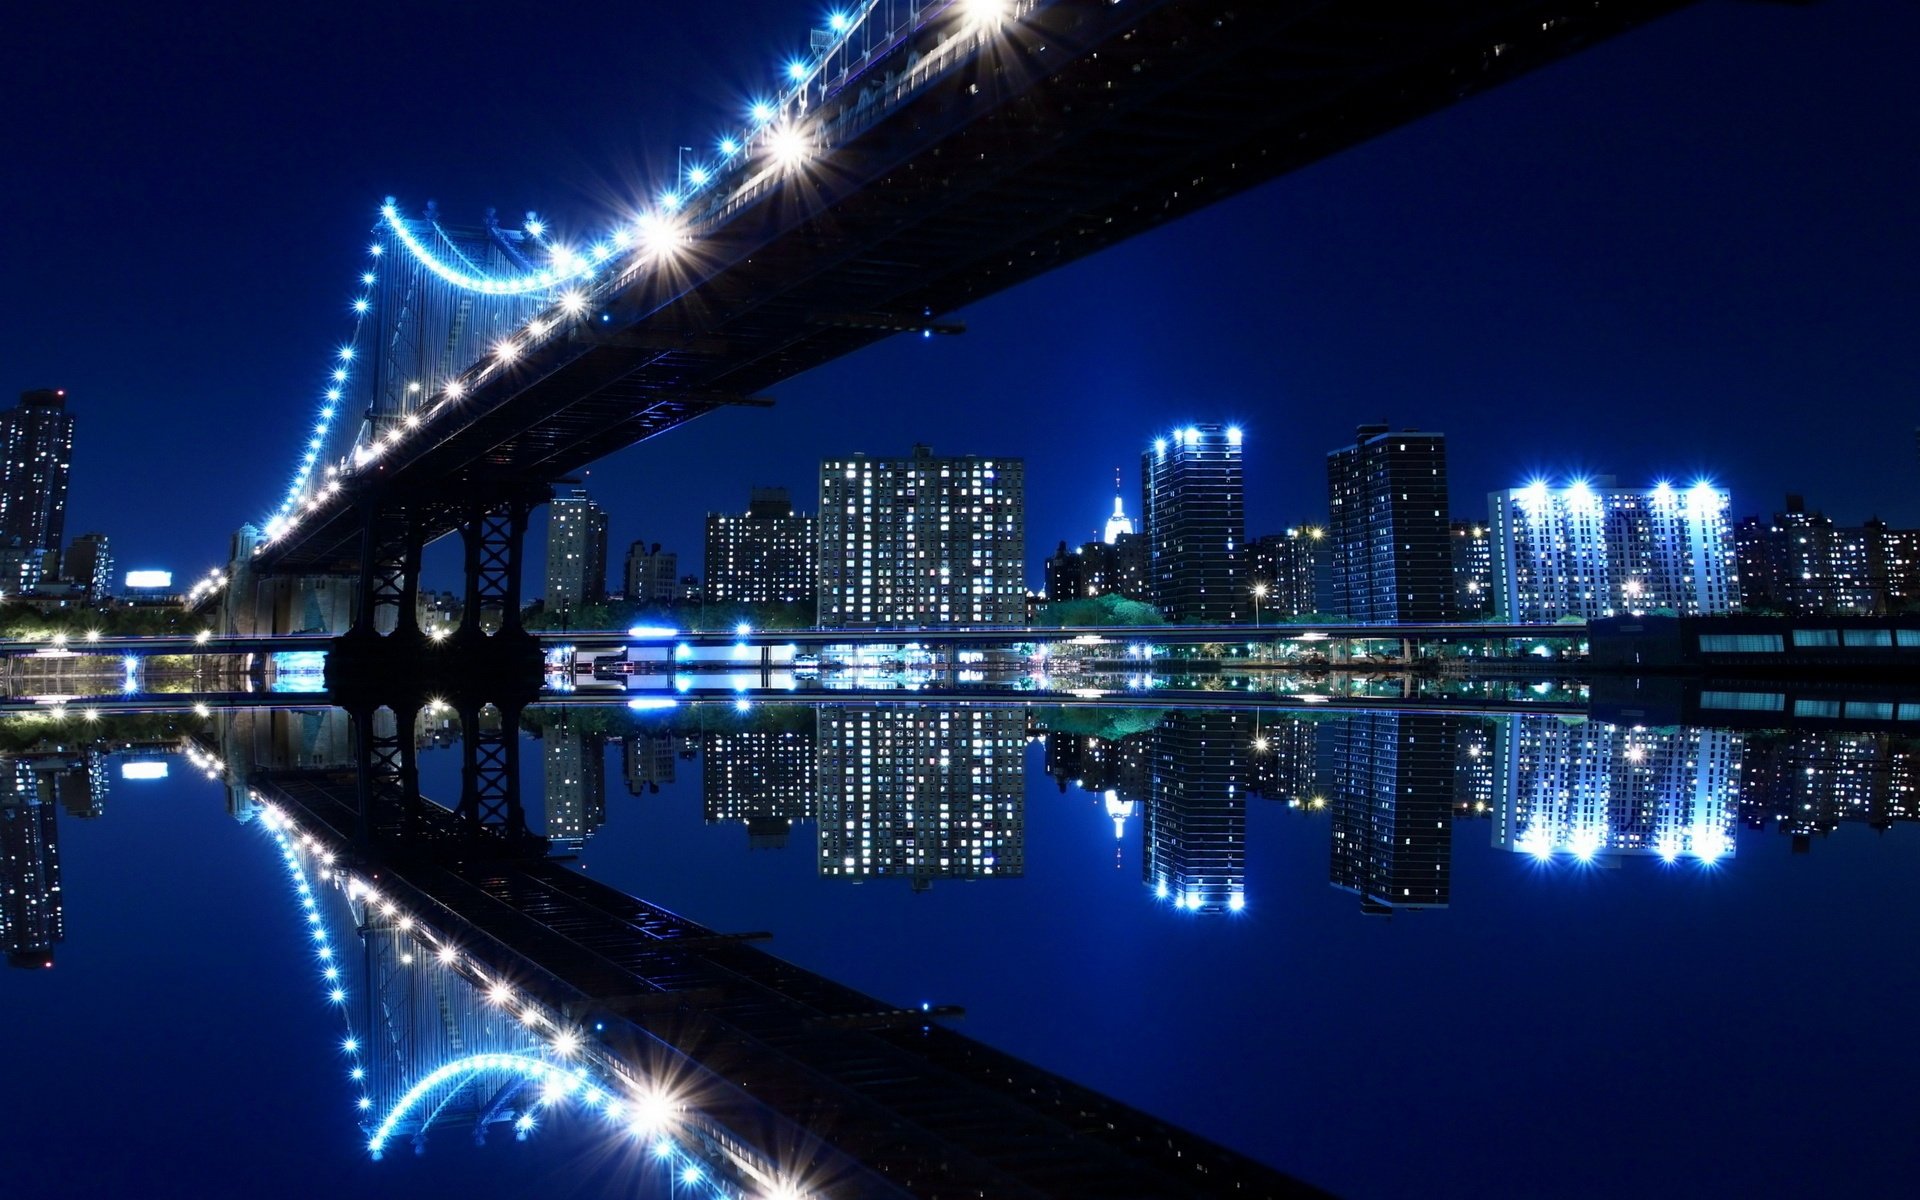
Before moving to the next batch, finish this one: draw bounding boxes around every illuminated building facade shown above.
[1487,478,1735,620]
[1144,711,1251,913]
[1327,714,1454,913]
[544,486,608,612]
[818,447,1025,627]
[1,759,63,968]
[1142,424,1245,623]
[63,533,113,601]
[1326,424,1450,622]
[1490,715,1740,863]
[1734,495,1920,615]
[702,718,819,849]
[0,389,74,564]
[704,487,818,606]
[1247,527,1323,619]
[542,715,606,850]
[817,706,1024,888]
[1044,534,1149,604]
[1450,520,1493,618]
[1738,731,1920,852]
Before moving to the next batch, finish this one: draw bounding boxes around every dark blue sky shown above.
[6,0,1919,587]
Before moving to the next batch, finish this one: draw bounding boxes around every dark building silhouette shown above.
[622,732,681,795]
[545,486,609,612]
[1328,713,1455,914]
[0,389,74,566]
[1327,424,1450,621]
[1143,424,1245,622]
[542,714,607,849]
[1734,494,1920,615]
[2,758,63,968]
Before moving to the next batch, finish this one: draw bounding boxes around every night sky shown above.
[6,0,1919,589]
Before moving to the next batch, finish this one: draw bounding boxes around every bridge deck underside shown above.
[264,772,1322,1197]
[260,0,1688,573]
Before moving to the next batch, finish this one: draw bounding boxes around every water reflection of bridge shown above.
[215,706,1322,1198]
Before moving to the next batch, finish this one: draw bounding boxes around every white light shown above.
[829,12,850,32]
[1226,426,1243,446]
[720,137,740,155]
[338,346,355,362]
[750,100,775,123]
[688,166,709,186]
[361,272,375,285]
[526,218,545,237]
[735,622,752,636]
[961,0,1009,27]
[768,123,811,169]
[495,340,520,363]
[786,60,808,81]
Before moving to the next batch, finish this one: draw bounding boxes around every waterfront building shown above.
[1327,713,1454,913]
[1487,478,1735,620]
[1248,716,1319,806]
[1450,520,1493,618]
[1491,715,1739,863]
[704,487,818,606]
[818,446,1024,627]
[542,715,606,850]
[1144,711,1252,913]
[1326,424,1450,622]
[1,759,63,968]
[622,733,681,795]
[623,542,679,604]
[1142,424,1245,622]
[817,706,1024,887]
[702,716,819,848]
[544,487,608,613]
[1247,527,1324,620]
[1734,495,1920,615]
[0,389,74,564]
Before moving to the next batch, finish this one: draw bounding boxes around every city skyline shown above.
[4,2,1917,587]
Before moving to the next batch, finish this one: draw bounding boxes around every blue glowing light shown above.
[626,697,679,711]
[829,12,850,32]
[688,166,710,186]
[360,272,375,285]
[352,298,369,314]
[787,60,808,81]
[681,1166,702,1185]
[720,137,740,155]
[751,100,775,123]
[628,624,679,640]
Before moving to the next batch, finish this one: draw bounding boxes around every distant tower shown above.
[0,390,75,564]
[1142,425,1246,622]
[1103,468,1135,544]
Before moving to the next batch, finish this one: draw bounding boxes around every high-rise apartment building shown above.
[1142,424,1245,623]
[1327,713,1455,914]
[0,390,75,563]
[2,759,63,969]
[1486,478,1735,620]
[544,487,608,613]
[1449,520,1493,618]
[1326,424,1450,622]
[1491,715,1739,863]
[817,706,1024,888]
[1144,711,1252,913]
[542,714,606,850]
[623,543,679,604]
[818,447,1024,627]
[704,488,817,606]
[703,717,819,849]
[1247,527,1324,620]
[1734,495,1920,615]
[63,533,113,600]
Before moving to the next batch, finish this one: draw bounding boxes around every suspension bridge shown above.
[207,0,1696,656]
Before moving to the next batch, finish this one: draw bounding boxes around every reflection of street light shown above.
[1252,581,1269,627]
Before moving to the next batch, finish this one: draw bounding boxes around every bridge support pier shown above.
[455,698,529,843]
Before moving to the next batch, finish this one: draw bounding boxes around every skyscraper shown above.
[1142,424,1245,623]
[1247,527,1324,620]
[1144,711,1251,913]
[1449,520,1493,618]
[1327,713,1455,914]
[1,758,63,969]
[544,487,608,613]
[817,706,1024,888]
[1486,478,1735,620]
[542,713,606,850]
[1326,424,1450,623]
[0,390,75,563]
[818,446,1024,627]
[704,487,818,606]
